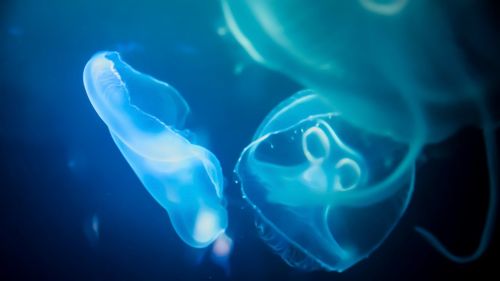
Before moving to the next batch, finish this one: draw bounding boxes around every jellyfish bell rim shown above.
[83,51,228,249]
[83,51,191,129]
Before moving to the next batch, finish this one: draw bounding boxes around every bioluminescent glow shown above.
[83,51,227,248]
[222,0,500,143]
[80,0,498,272]
[224,0,498,270]
[235,90,414,271]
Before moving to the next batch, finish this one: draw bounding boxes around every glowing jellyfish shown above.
[236,90,414,271]
[225,0,498,268]
[222,0,500,143]
[83,51,227,248]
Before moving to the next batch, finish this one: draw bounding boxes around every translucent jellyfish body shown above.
[222,0,500,144]
[224,0,498,266]
[83,52,227,248]
[235,90,414,271]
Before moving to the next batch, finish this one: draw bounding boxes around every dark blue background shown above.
[0,0,498,280]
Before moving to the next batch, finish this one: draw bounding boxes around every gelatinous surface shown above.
[83,51,227,248]
[225,0,498,268]
[235,90,414,271]
[222,0,500,144]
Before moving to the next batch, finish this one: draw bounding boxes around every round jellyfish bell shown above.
[235,90,415,271]
[83,51,228,248]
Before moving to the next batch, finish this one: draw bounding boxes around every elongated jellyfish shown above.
[83,51,227,248]
[224,0,499,269]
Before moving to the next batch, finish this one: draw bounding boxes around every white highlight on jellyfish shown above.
[194,208,222,245]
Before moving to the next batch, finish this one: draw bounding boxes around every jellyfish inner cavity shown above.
[248,117,367,207]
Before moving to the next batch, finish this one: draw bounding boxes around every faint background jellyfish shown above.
[83,51,228,248]
[224,0,499,269]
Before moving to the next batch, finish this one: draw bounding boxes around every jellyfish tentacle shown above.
[415,122,498,263]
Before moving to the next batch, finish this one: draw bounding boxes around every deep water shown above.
[0,0,499,280]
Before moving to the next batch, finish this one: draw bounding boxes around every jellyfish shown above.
[235,90,415,271]
[83,51,227,248]
[225,0,499,270]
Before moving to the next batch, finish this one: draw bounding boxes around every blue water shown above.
[0,0,498,280]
